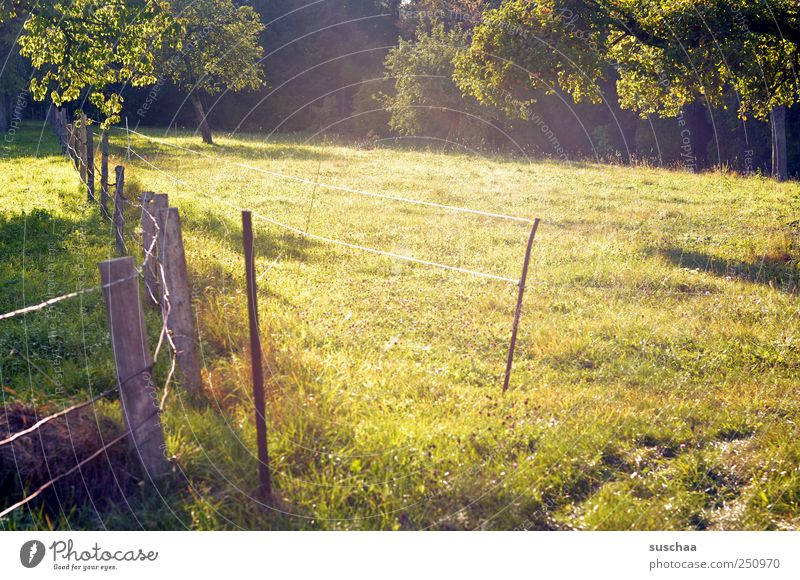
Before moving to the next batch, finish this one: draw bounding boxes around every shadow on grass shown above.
[2,123,68,161]
[188,209,314,265]
[658,247,799,292]
[116,128,336,163]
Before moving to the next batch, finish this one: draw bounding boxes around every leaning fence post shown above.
[157,207,202,395]
[242,210,273,501]
[502,218,540,392]
[100,130,109,218]
[99,256,169,479]
[141,192,168,306]
[114,165,125,255]
[86,123,95,202]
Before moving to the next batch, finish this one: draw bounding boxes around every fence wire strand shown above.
[0,409,157,520]
[119,127,534,224]
[126,148,520,285]
[0,388,118,448]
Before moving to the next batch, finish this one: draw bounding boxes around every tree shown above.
[2,0,176,126]
[158,0,265,144]
[454,0,800,180]
[382,22,500,145]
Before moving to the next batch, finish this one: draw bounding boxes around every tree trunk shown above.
[190,91,213,144]
[685,101,712,169]
[0,94,8,133]
[770,105,788,181]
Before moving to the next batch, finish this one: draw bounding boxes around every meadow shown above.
[1,121,799,530]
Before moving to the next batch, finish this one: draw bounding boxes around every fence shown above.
[1,110,542,520]
[1,112,195,517]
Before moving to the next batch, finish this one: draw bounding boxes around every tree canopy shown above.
[454,0,800,178]
[3,0,177,126]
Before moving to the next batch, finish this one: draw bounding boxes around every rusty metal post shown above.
[502,218,540,392]
[242,210,272,501]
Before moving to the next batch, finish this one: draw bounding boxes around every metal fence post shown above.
[242,210,273,501]
[502,218,540,392]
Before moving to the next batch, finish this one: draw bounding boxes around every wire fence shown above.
[2,109,546,521]
[6,108,798,534]
[0,122,179,522]
[120,127,535,224]
[0,262,177,521]
[125,145,523,285]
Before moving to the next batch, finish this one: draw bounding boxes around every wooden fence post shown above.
[242,210,272,501]
[48,106,67,152]
[99,256,169,479]
[79,113,87,186]
[59,110,68,147]
[68,124,78,170]
[100,130,110,218]
[86,123,95,202]
[114,165,125,255]
[157,207,202,395]
[141,192,168,306]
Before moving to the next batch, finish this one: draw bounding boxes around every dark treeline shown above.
[2,1,798,176]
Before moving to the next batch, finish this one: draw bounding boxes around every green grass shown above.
[1,121,799,530]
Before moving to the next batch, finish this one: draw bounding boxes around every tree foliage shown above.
[455,0,800,121]
[3,0,177,126]
[160,0,264,96]
[383,22,498,140]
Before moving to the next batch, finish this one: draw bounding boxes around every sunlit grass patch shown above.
[1,122,799,530]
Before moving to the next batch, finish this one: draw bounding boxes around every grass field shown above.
[2,121,800,530]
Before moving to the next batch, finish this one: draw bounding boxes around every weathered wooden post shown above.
[114,165,125,255]
[157,207,202,395]
[59,110,68,147]
[242,210,273,501]
[125,116,131,161]
[68,123,78,169]
[48,106,67,152]
[100,130,109,217]
[99,256,169,479]
[141,192,169,305]
[86,123,95,202]
[502,218,540,392]
[79,113,88,186]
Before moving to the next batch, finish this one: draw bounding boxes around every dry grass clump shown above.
[0,403,137,516]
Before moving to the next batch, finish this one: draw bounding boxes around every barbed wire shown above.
[0,205,163,323]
